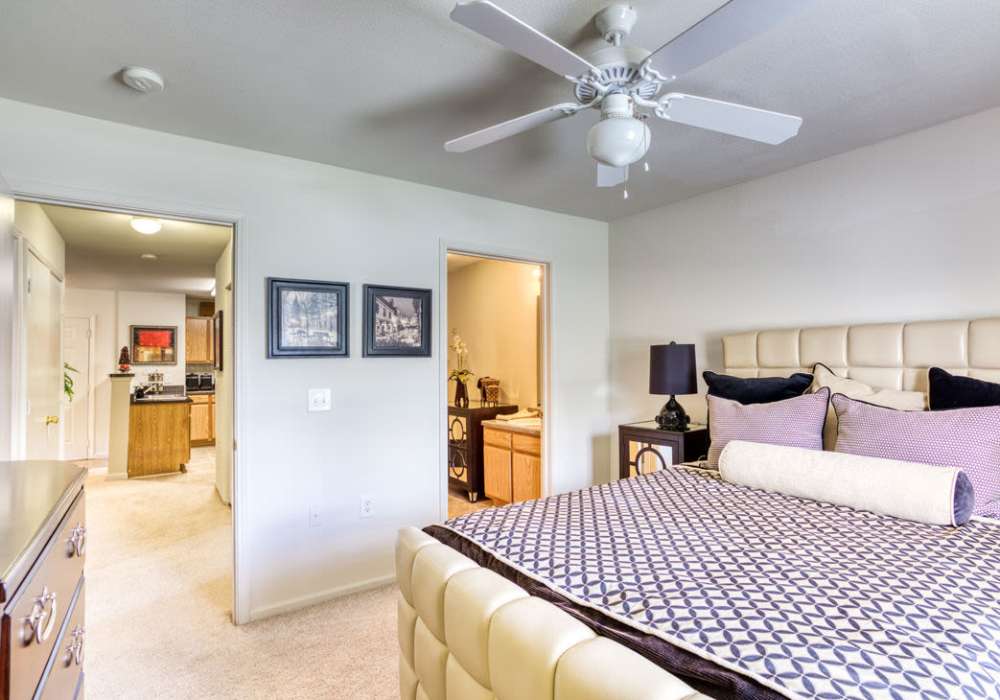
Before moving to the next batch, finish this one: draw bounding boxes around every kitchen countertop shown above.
[131,394,193,404]
[0,461,86,602]
[481,418,542,437]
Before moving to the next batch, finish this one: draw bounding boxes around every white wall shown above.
[13,201,65,277]
[64,287,116,458]
[448,259,540,408]
[117,290,186,385]
[0,98,611,620]
[609,105,1000,476]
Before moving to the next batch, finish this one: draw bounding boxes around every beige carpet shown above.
[83,448,399,699]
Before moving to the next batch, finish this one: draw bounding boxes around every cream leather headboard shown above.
[723,318,1000,394]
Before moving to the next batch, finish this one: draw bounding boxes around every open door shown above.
[23,249,63,459]
[0,173,13,460]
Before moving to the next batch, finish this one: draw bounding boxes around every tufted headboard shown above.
[722,318,1000,395]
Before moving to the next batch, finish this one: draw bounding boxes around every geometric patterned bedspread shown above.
[442,468,1000,699]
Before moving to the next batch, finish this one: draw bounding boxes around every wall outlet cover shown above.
[308,388,331,412]
[360,497,374,519]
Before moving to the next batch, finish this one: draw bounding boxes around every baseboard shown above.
[248,573,396,622]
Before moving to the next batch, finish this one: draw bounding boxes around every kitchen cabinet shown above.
[185,316,214,364]
[190,393,215,446]
[482,424,541,504]
[127,398,191,477]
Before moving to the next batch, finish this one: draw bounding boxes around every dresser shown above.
[448,403,517,501]
[1,462,87,700]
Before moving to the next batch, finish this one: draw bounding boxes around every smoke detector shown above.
[121,66,165,94]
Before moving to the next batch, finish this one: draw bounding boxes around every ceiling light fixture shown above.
[130,217,162,235]
[586,94,650,168]
[140,253,158,261]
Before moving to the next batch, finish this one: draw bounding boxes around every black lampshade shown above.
[649,342,697,396]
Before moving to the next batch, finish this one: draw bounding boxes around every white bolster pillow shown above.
[718,440,975,527]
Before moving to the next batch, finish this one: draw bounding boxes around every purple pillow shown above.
[707,388,829,468]
[832,393,1000,518]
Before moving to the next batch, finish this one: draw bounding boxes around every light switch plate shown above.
[308,388,331,412]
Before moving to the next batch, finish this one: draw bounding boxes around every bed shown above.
[397,318,1000,700]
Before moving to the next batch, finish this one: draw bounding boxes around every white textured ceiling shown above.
[42,203,231,296]
[3,1,1000,221]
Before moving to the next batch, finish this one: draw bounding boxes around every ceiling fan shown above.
[444,0,807,193]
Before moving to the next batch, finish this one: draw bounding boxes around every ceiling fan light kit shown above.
[445,0,808,191]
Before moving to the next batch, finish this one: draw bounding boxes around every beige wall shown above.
[117,290,187,386]
[214,241,233,504]
[14,201,65,277]
[448,258,540,409]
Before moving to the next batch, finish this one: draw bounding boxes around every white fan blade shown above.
[647,0,808,79]
[451,1,596,78]
[445,103,581,153]
[596,163,628,188]
[658,93,802,145]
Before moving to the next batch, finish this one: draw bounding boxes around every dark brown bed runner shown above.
[426,524,781,700]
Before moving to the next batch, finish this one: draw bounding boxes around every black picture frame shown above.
[363,284,432,357]
[267,278,349,358]
[131,325,178,365]
[213,310,224,371]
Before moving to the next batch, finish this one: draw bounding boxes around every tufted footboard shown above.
[396,527,710,700]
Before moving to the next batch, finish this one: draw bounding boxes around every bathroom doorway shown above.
[444,252,548,519]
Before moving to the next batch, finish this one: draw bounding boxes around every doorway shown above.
[11,197,241,692]
[445,251,548,519]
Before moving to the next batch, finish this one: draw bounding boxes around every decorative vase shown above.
[454,380,469,408]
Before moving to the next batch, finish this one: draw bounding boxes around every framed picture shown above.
[363,284,432,357]
[213,310,224,371]
[268,278,349,358]
[130,325,177,365]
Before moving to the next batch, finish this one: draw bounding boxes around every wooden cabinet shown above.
[190,394,215,446]
[447,404,517,502]
[185,317,214,364]
[483,442,513,503]
[482,425,541,504]
[127,400,192,477]
[617,422,709,479]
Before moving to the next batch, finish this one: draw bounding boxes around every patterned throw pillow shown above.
[707,388,829,468]
[811,362,926,449]
[833,393,1000,517]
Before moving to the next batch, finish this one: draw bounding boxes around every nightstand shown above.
[618,421,709,479]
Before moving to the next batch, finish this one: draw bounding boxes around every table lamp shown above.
[649,342,697,431]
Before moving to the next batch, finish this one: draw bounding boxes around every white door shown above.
[63,316,92,460]
[25,250,63,459]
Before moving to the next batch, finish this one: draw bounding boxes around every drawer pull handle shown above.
[64,626,85,666]
[68,524,87,557]
[23,588,58,645]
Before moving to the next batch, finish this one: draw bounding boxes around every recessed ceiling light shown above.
[131,217,162,235]
[140,253,158,261]
[121,66,165,94]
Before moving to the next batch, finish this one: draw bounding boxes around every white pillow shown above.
[811,363,926,449]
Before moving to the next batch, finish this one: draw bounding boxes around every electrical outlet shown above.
[309,504,322,528]
[308,388,331,412]
[360,497,374,519]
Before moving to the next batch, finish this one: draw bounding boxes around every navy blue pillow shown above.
[928,367,1000,410]
[703,371,813,405]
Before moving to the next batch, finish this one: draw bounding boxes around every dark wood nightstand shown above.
[618,421,709,479]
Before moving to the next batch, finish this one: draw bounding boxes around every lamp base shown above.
[655,395,690,431]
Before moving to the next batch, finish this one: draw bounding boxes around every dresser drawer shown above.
[6,492,85,700]
[38,577,85,700]
[483,428,511,449]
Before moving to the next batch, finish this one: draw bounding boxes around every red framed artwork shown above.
[130,325,178,365]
